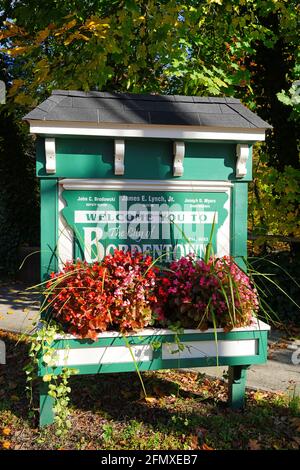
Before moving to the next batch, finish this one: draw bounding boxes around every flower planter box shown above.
[38,319,270,427]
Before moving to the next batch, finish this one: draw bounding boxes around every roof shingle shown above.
[23,90,272,129]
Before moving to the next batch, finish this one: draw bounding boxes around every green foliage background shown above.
[250,253,300,325]
[0,107,39,274]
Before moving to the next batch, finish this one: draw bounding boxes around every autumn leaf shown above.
[35,28,49,44]
[6,46,27,57]
[144,396,157,404]
[83,16,110,30]
[15,89,35,105]
[0,30,15,41]
[248,439,261,450]
[1,21,27,39]
[253,391,269,402]
[2,441,11,450]
[201,443,214,450]
[290,417,300,433]
[64,33,90,45]
[189,434,199,450]
[292,436,300,446]
[53,20,77,38]
[64,34,76,45]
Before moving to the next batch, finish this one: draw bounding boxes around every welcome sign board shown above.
[59,180,231,265]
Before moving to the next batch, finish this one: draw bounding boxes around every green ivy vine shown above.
[24,321,78,436]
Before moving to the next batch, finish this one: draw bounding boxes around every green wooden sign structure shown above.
[24,91,272,427]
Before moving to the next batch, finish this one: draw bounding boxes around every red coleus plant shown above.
[46,250,158,340]
[154,255,259,331]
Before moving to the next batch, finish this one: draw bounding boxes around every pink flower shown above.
[156,254,259,330]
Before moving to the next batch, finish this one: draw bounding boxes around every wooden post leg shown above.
[228,365,248,410]
[39,381,55,427]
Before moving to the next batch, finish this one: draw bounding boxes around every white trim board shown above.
[59,179,233,192]
[162,339,257,360]
[44,319,270,341]
[52,339,258,366]
[28,120,266,142]
[58,183,74,269]
[54,345,153,366]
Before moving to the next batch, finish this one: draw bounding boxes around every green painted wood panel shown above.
[37,137,115,178]
[124,139,173,179]
[228,365,248,409]
[51,329,267,350]
[36,137,45,177]
[40,179,58,281]
[38,354,266,377]
[182,142,235,180]
[39,382,55,427]
[56,138,114,178]
[231,182,248,269]
[36,137,253,182]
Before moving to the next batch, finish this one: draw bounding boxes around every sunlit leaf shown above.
[248,439,261,450]
[2,441,11,450]
[201,443,214,450]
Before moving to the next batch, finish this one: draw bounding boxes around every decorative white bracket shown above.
[236,144,249,178]
[114,139,125,175]
[45,137,56,174]
[173,141,185,177]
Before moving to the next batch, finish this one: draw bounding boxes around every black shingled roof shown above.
[24,90,272,129]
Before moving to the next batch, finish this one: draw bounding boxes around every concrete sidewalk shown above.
[0,282,299,396]
[0,282,40,334]
[198,339,300,396]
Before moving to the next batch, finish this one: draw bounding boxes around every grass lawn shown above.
[0,329,299,451]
